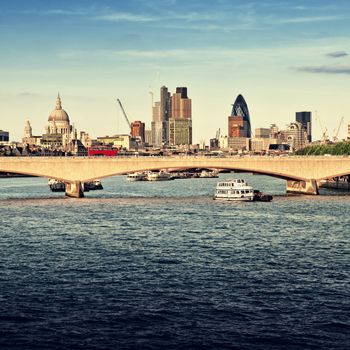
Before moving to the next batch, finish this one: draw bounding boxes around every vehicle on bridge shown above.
[87,147,119,157]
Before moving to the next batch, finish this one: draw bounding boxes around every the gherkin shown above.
[231,94,251,138]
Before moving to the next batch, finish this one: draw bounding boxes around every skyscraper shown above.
[296,111,312,142]
[151,86,171,146]
[169,87,192,146]
[228,94,251,138]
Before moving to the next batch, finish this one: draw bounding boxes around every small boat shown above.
[48,179,103,192]
[214,179,254,201]
[48,178,65,192]
[147,170,173,181]
[126,172,147,181]
[87,179,103,190]
[199,170,219,178]
[253,190,273,202]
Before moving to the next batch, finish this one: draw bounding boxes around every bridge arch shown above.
[81,165,306,183]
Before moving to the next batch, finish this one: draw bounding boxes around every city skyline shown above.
[1,0,350,142]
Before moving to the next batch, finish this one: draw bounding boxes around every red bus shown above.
[88,147,119,157]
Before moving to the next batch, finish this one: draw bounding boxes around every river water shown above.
[0,174,349,350]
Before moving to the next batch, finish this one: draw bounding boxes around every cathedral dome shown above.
[48,93,70,122]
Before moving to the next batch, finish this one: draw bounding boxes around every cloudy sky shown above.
[1,0,349,142]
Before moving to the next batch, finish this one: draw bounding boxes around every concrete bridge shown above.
[1,156,350,197]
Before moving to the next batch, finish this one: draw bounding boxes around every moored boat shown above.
[126,172,147,181]
[199,170,219,178]
[87,179,103,190]
[48,179,103,192]
[147,170,173,181]
[48,178,65,192]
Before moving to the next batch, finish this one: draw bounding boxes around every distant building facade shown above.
[151,86,171,147]
[22,121,41,145]
[283,122,309,151]
[169,87,192,146]
[131,121,145,143]
[228,137,250,151]
[255,128,270,138]
[144,129,152,145]
[0,130,9,142]
[296,111,312,142]
[97,134,131,149]
[169,118,192,146]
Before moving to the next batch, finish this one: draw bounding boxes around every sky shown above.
[0,0,350,143]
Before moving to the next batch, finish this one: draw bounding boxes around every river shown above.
[0,174,349,349]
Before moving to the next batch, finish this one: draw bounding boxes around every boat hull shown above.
[214,195,254,202]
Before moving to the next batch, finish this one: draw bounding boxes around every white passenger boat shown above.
[146,170,173,181]
[126,172,147,181]
[214,179,254,201]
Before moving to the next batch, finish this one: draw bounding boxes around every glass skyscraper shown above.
[229,94,252,138]
[296,111,312,142]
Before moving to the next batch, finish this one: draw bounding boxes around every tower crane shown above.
[314,110,329,143]
[117,99,132,134]
[333,116,344,142]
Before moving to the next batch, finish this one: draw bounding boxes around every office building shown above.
[0,130,9,142]
[131,121,145,143]
[169,87,192,146]
[169,118,192,146]
[296,111,312,142]
[144,129,152,145]
[97,134,131,150]
[228,94,252,138]
[255,128,270,138]
[284,122,309,151]
[151,86,171,146]
[228,137,250,151]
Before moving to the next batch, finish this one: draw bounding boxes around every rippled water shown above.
[0,174,349,349]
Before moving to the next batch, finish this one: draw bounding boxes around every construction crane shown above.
[314,110,329,143]
[333,116,344,142]
[117,99,131,133]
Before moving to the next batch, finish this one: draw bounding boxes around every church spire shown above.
[56,92,62,110]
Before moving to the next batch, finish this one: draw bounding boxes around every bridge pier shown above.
[65,181,84,198]
[286,179,319,195]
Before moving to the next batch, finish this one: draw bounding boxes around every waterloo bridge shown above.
[0,156,350,198]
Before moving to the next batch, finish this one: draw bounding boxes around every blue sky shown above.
[1,0,350,142]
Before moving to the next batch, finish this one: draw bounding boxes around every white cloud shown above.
[277,15,343,24]
[95,13,155,23]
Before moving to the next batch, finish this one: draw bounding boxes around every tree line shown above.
[296,141,350,155]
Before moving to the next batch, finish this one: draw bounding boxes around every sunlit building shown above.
[131,121,145,143]
[151,86,171,146]
[41,93,73,149]
[283,122,309,151]
[169,87,192,146]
